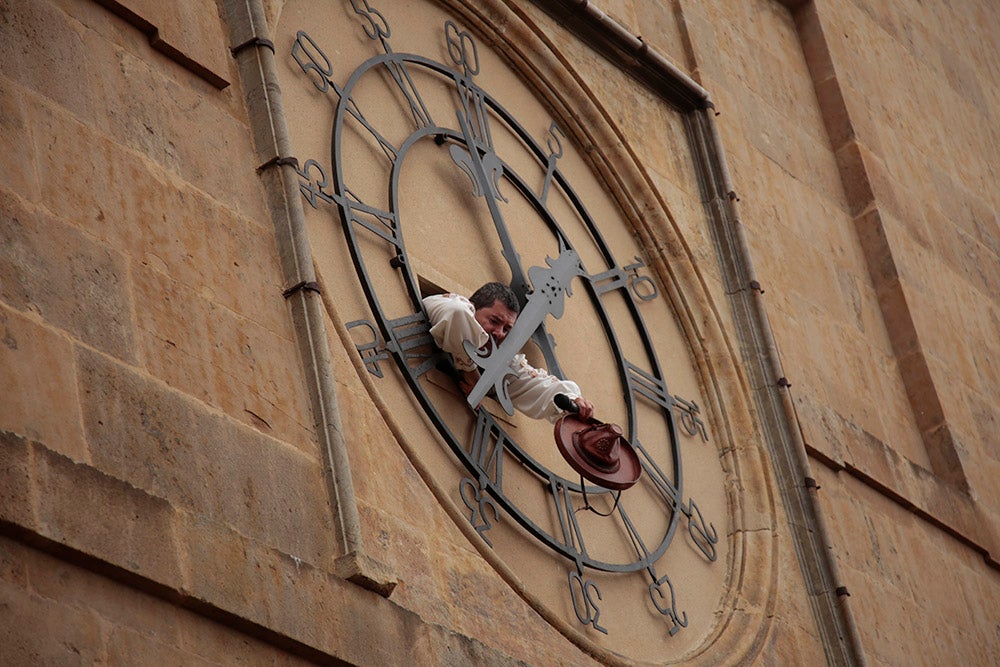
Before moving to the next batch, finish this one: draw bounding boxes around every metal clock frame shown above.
[289,2,717,636]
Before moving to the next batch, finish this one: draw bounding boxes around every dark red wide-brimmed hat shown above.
[554,414,641,490]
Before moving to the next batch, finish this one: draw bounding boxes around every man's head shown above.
[470,282,519,344]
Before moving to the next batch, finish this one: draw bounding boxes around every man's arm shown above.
[506,355,594,421]
[423,294,488,372]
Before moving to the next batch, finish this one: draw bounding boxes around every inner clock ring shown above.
[331,51,683,572]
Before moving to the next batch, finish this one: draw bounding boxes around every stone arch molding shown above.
[277,0,779,662]
[427,2,777,661]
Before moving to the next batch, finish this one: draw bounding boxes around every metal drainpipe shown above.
[222,0,395,597]
[570,0,712,105]
[550,0,866,662]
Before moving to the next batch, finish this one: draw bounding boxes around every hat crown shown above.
[574,423,624,473]
[554,415,641,490]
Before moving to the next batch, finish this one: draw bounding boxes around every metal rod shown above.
[221,0,395,597]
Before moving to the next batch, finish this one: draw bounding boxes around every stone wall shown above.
[1,0,997,664]
[644,0,1000,664]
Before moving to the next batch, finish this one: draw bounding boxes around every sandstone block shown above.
[0,430,34,528]
[106,625,200,665]
[33,440,184,586]
[0,576,105,664]
[77,347,333,564]
[18,534,184,648]
[31,102,122,251]
[0,77,38,200]
[0,537,29,589]
[131,264,312,449]
[835,141,875,215]
[81,29,253,216]
[178,513,258,619]
[178,509,424,666]
[0,192,137,362]
[358,502,451,628]
[0,305,87,461]
[0,0,94,120]
[88,0,230,89]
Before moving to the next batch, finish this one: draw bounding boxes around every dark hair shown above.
[470,282,520,314]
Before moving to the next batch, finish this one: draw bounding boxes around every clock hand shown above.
[453,109,530,298]
[464,248,584,414]
[452,108,570,378]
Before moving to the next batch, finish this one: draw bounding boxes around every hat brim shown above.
[554,415,642,490]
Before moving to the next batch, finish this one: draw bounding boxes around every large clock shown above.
[277,0,738,661]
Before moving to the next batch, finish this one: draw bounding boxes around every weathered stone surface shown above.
[0,430,34,528]
[0,0,998,664]
[0,0,94,120]
[79,0,231,89]
[77,347,335,564]
[0,572,105,664]
[0,78,37,201]
[0,191,137,362]
[77,27,253,214]
[0,306,88,461]
[131,264,312,448]
[33,437,184,586]
[0,536,320,665]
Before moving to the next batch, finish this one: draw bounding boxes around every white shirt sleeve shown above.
[506,354,582,422]
[422,293,487,372]
[422,293,580,421]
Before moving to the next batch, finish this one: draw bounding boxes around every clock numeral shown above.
[345,319,390,378]
[633,439,681,508]
[649,573,688,636]
[349,1,432,131]
[383,58,434,130]
[589,257,659,302]
[539,122,564,205]
[459,88,496,171]
[589,266,629,297]
[609,501,694,637]
[568,571,608,634]
[616,502,653,562]
[293,30,403,161]
[292,31,334,93]
[618,503,687,628]
[448,24,498,196]
[385,312,440,379]
[294,158,336,209]
[625,360,673,411]
[445,20,480,78]
[450,144,506,202]
[451,98,506,203]
[549,478,588,555]
[343,96,401,162]
[635,438,718,561]
[459,477,499,548]
[468,410,507,489]
[350,0,391,43]
[625,258,660,301]
[673,394,709,442]
[347,313,441,380]
[341,189,404,255]
[680,498,718,562]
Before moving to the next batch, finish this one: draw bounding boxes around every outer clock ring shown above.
[329,47,685,574]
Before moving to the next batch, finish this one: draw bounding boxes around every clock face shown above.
[277,0,733,660]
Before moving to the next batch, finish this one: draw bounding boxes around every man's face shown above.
[475,299,518,345]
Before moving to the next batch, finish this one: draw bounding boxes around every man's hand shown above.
[555,393,595,420]
[573,397,595,420]
[459,369,480,399]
